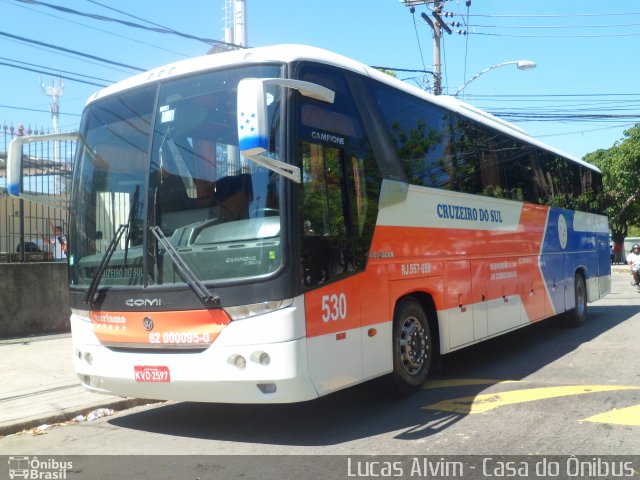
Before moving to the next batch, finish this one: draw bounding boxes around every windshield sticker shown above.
[225,256,261,266]
[311,130,345,146]
[102,266,144,279]
[160,109,175,123]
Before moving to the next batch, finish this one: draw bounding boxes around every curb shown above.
[0,397,164,438]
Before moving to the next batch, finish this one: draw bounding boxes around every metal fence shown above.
[0,123,75,262]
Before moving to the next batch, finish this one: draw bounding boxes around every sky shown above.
[1,0,639,161]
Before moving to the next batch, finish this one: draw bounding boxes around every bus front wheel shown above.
[388,297,432,395]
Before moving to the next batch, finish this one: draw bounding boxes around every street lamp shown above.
[453,60,536,98]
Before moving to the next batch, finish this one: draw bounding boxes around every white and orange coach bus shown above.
[8,45,610,403]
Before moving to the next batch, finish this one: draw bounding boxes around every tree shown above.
[375,68,398,79]
[584,124,640,248]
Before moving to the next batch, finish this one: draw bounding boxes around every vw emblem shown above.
[142,317,154,331]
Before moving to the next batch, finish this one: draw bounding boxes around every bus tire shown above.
[566,272,587,327]
[387,297,432,395]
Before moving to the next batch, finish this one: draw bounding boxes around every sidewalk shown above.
[0,265,633,437]
[0,333,158,437]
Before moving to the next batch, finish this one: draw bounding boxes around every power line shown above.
[0,60,108,87]
[16,0,244,50]
[466,93,640,98]
[370,66,436,75]
[3,0,191,59]
[409,8,428,75]
[0,30,144,72]
[491,112,640,121]
[0,103,81,116]
[533,123,637,139]
[467,22,640,29]
[0,56,114,83]
[83,0,207,55]
[474,31,640,38]
[1,31,139,75]
[459,12,640,18]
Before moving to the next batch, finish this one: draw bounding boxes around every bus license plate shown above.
[134,366,170,383]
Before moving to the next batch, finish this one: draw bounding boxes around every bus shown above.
[7,44,611,403]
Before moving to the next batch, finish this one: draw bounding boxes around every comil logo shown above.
[125,298,162,308]
[8,456,73,479]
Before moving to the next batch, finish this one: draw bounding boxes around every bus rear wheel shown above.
[388,297,432,395]
[566,272,587,327]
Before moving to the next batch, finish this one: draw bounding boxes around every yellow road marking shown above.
[425,385,640,414]
[582,405,640,426]
[424,378,524,389]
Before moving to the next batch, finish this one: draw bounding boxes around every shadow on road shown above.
[108,303,640,446]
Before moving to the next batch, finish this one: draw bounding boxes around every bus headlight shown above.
[224,299,293,321]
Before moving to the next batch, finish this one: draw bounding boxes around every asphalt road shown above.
[2,271,639,463]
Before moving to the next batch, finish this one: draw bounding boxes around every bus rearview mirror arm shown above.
[237,78,335,184]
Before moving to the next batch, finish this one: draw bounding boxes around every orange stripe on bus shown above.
[305,203,554,338]
[90,308,230,346]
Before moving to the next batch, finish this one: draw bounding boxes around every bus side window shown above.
[369,81,453,189]
[297,64,380,287]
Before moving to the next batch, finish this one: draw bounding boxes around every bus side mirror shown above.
[7,136,25,197]
[237,78,269,157]
[237,78,334,183]
[6,132,79,208]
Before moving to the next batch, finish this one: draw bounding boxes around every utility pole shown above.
[211,0,245,53]
[41,77,64,134]
[223,0,234,45]
[401,0,452,95]
[224,0,247,47]
[233,0,247,47]
[431,1,442,95]
[41,77,64,194]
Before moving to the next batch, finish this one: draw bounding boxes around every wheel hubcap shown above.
[399,316,428,376]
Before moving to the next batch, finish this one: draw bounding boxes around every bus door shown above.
[485,257,521,335]
[297,64,382,393]
[301,142,363,395]
[470,260,488,340]
[445,260,473,348]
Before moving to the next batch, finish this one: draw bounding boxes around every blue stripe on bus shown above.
[539,208,604,314]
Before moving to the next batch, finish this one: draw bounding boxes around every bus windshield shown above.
[70,64,284,289]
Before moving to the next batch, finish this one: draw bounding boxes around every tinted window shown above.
[296,64,381,287]
[372,83,454,188]
[367,79,603,214]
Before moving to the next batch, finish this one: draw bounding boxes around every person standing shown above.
[626,243,640,289]
[40,221,67,262]
[613,242,622,264]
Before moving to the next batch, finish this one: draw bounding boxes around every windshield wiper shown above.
[123,185,140,266]
[84,223,128,305]
[150,225,220,307]
[85,185,142,304]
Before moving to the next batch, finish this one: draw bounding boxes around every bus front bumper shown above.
[71,314,319,404]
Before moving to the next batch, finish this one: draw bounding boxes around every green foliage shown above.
[376,68,398,79]
[584,124,640,244]
[628,225,640,237]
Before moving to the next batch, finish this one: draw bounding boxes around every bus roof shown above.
[86,44,600,174]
